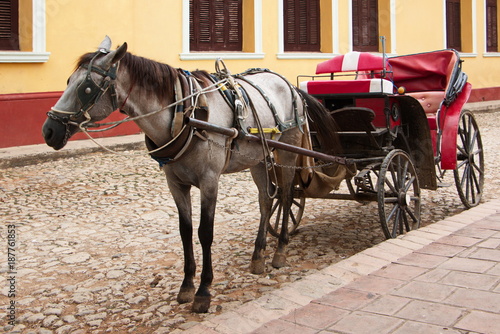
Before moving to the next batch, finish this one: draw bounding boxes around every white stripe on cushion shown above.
[369,79,394,94]
[341,52,361,72]
[299,81,309,93]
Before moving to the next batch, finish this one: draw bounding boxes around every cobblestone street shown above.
[1,110,499,333]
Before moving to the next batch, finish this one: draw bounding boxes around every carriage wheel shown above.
[454,110,484,208]
[377,149,421,239]
[267,186,305,238]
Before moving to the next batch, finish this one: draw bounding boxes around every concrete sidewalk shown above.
[183,200,500,334]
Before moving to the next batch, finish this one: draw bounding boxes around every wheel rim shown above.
[268,188,305,238]
[378,150,421,239]
[454,111,484,208]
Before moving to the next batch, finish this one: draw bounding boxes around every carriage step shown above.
[437,182,452,188]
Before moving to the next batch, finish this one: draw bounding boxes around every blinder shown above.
[76,53,118,119]
[48,51,119,126]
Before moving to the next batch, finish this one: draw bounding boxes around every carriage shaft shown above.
[186,117,348,165]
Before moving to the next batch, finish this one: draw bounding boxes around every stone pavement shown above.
[1,100,499,333]
[184,200,500,334]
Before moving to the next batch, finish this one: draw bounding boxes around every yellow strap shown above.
[248,127,281,135]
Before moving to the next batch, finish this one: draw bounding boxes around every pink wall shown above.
[0,92,141,148]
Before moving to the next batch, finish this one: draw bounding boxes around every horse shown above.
[42,36,340,313]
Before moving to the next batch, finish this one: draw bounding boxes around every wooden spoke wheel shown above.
[377,149,421,239]
[454,110,484,208]
[267,186,305,238]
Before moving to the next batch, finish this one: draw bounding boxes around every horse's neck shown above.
[118,72,174,146]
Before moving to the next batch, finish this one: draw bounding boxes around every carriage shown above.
[42,37,484,312]
[267,49,484,239]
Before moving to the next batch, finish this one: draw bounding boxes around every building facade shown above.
[1,0,499,147]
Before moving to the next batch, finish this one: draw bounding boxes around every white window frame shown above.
[277,0,339,59]
[180,0,264,60]
[348,0,397,55]
[278,0,397,59]
[484,0,500,56]
[0,0,50,63]
[443,0,477,57]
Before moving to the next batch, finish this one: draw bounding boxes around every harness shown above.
[146,70,209,167]
[211,63,306,137]
[150,61,307,169]
[48,54,306,173]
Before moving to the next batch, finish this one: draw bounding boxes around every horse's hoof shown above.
[271,253,287,269]
[177,287,195,304]
[192,295,211,313]
[250,259,266,275]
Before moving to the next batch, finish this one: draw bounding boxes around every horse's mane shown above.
[76,51,212,102]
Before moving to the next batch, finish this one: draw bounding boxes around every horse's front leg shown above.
[167,180,197,305]
[191,182,218,313]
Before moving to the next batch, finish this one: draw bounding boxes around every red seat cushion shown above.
[300,79,394,95]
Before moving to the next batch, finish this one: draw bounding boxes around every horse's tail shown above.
[299,89,342,155]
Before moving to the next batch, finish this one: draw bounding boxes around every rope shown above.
[72,78,228,158]
[81,78,228,130]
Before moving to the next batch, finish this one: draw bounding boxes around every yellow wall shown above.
[1,0,500,95]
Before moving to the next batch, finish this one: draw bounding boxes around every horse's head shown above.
[42,36,128,150]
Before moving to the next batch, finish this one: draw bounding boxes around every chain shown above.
[206,138,337,170]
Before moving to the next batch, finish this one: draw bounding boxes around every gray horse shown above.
[42,37,339,313]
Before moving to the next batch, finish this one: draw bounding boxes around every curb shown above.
[0,134,145,169]
[1,101,499,169]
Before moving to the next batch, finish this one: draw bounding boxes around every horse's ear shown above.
[98,35,112,52]
[111,42,127,64]
[102,42,127,67]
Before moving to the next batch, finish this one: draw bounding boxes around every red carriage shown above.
[270,49,484,239]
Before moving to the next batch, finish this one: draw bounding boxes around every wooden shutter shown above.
[352,0,379,52]
[0,0,19,50]
[190,0,242,52]
[446,0,462,51]
[284,0,321,52]
[487,0,498,52]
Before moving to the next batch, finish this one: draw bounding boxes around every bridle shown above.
[47,50,119,129]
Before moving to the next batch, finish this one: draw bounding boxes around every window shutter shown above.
[284,0,320,52]
[352,0,379,52]
[0,0,19,50]
[487,0,498,52]
[189,0,242,52]
[446,0,461,51]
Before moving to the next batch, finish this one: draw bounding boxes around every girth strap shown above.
[147,71,209,167]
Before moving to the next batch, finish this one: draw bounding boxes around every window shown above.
[0,0,19,50]
[446,0,462,51]
[283,0,320,52]
[352,0,379,52]
[0,0,49,63]
[487,0,498,52]
[189,0,242,52]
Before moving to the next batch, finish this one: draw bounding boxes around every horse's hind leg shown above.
[271,164,295,269]
[249,164,275,274]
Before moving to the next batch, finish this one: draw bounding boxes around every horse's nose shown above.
[42,118,67,150]
[42,121,54,141]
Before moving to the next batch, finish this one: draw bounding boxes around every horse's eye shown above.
[85,87,92,94]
